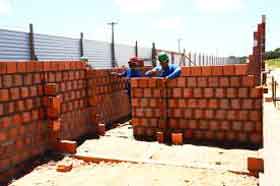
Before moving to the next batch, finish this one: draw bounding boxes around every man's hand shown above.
[110,72,119,76]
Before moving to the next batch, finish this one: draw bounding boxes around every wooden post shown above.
[80,32,84,57]
[29,24,37,60]
[152,42,157,67]
[135,40,138,57]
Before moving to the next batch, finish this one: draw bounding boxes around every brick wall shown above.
[131,64,263,146]
[0,61,131,181]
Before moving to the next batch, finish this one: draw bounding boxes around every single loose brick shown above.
[247,157,264,172]
[171,133,183,145]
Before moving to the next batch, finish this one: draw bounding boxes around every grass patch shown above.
[266,58,280,69]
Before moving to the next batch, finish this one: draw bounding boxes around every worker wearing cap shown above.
[145,52,181,80]
[111,57,142,99]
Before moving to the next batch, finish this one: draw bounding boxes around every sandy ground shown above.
[9,158,258,186]
[8,120,261,186]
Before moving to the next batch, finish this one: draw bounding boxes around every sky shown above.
[0,0,279,57]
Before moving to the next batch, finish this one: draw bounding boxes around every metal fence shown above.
[0,27,238,68]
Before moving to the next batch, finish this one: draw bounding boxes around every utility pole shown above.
[108,22,118,67]
[177,38,183,53]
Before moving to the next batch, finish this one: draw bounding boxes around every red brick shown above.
[227,110,237,120]
[254,99,262,109]
[0,63,7,74]
[205,110,214,119]
[193,131,203,140]
[0,116,10,128]
[237,110,249,121]
[223,65,235,75]
[10,88,20,100]
[178,99,187,108]
[208,77,219,87]
[0,104,3,116]
[197,99,207,108]
[216,131,226,141]
[181,67,191,76]
[183,88,193,98]
[6,62,17,74]
[153,89,162,98]
[212,66,223,76]
[133,88,143,98]
[219,77,230,87]
[22,112,31,124]
[171,133,183,145]
[0,131,7,142]
[143,88,152,97]
[226,88,237,98]
[238,88,248,98]
[190,66,202,76]
[168,99,177,108]
[249,111,262,121]
[215,88,225,98]
[183,109,192,118]
[208,99,218,109]
[230,77,240,87]
[148,78,157,88]
[242,99,254,109]
[226,131,236,141]
[188,120,197,129]
[3,75,13,88]
[197,77,208,87]
[201,66,212,76]
[140,99,149,107]
[231,99,241,109]
[0,89,9,101]
[232,121,243,131]
[173,88,182,98]
[250,87,263,98]
[23,74,32,86]
[16,100,25,112]
[156,132,164,143]
[177,78,186,87]
[17,62,26,73]
[244,121,255,132]
[205,131,215,140]
[13,75,23,86]
[187,77,197,87]
[247,157,264,172]
[184,130,193,139]
[242,75,256,87]
[145,108,153,118]
[204,88,214,98]
[216,110,226,120]
[173,109,183,118]
[169,118,179,128]
[220,121,231,131]
[235,64,248,75]
[193,88,203,98]
[167,79,177,88]
[249,133,262,145]
[194,109,204,119]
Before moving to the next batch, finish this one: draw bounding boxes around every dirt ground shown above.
[9,158,258,186]
[8,124,261,186]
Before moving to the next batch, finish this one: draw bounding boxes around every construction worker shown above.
[111,57,142,99]
[145,52,181,80]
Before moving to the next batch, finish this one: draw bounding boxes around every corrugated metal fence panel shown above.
[34,34,80,60]
[115,44,135,67]
[83,39,111,68]
[0,29,30,60]
[138,47,152,66]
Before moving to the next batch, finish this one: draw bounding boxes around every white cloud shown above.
[194,0,243,13]
[0,0,12,15]
[114,0,161,13]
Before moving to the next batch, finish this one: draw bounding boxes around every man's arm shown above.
[145,66,160,77]
[167,66,181,79]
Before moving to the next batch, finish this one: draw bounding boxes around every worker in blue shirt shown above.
[111,57,142,100]
[145,52,181,80]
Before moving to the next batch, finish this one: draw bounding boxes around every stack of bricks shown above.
[0,62,48,178]
[42,61,93,141]
[131,64,263,146]
[248,16,266,85]
[87,68,130,126]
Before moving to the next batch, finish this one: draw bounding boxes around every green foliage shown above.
[265,48,280,60]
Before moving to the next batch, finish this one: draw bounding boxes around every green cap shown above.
[80,56,88,62]
[158,52,169,63]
